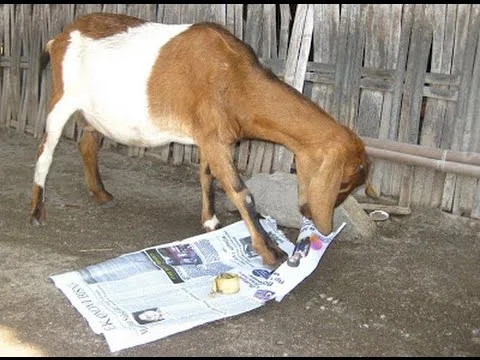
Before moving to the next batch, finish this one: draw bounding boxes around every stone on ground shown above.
[223,171,376,239]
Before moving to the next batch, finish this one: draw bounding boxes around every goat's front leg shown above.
[199,141,288,267]
[295,154,314,219]
[78,127,114,206]
[199,155,220,231]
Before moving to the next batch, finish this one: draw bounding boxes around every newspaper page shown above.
[50,216,345,352]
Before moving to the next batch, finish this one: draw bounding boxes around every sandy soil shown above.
[0,128,479,356]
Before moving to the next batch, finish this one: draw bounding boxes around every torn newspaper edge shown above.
[50,216,345,352]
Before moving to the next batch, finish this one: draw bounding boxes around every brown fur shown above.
[61,12,146,40]
[147,21,370,244]
[31,13,371,267]
[78,128,114,205]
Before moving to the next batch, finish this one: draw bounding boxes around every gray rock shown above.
[223,171,376,238]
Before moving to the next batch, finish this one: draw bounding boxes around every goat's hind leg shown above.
[199,155,220,231]
[78,126,114,207]
[30,98,76,225]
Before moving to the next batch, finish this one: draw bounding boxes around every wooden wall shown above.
[0,4,479,218]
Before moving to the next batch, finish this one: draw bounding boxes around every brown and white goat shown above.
[30,13,370,266]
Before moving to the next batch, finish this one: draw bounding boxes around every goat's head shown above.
[296,129,371,235]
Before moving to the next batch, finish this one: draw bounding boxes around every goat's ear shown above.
[307,150,344,235]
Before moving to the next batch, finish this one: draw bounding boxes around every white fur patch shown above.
[34,97,78,187]
[203,215,220,231]
[62,23,194,147]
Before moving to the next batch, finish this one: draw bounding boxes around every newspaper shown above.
[50,216,345,352]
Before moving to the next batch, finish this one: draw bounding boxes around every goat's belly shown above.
[82,111,195,148]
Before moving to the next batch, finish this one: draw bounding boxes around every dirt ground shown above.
[0,127,479,357]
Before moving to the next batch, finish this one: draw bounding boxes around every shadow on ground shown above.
[0,128,479,356]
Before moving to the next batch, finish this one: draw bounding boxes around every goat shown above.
[30,12,371,267]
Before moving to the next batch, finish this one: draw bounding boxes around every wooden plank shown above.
[34,4,50,138]
[375,5,403,198]
[283,4,307,88]
[471,30,480,219]
[246,140,262,177]
[397,4,432,208]
[337,4,362,128]
[236,138,250,173]
[31,4,41,135]
[431,5,469,209]
[0,4,11,128]
[244,4,263,53]
[385,5,414,197]
[138,4,157,22]
[442,5,477,212]
[357,5,396,196]
[9,4,21,129]
[156,4,165,22]
[293,5,314,92]
[17,5,31,134]
[356,4,382,138]
[234,4,243,39]
[226,4,236,34]
[0,4,5,128]
[27,5,43,137]
[209,4,226,24]
[277,4,290,60]
[472,178,480,219]
[161,3,183,24]
[412,5,456,207]
[331,4,350,120]
[453,5,480,216]
[182,3,199,23]
[75,4,101,17]
[101,4,119,14]
[291,62,458,89]
[310,4,339,113]
[346,4,366,130]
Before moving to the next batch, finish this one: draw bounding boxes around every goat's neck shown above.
[238,73,343,155]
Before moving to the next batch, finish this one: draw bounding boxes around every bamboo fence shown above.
[0,4,479,219]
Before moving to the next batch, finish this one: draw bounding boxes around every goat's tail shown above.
[39,39,54,73]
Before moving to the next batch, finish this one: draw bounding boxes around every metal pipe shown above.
[362,136,480,166]
[365,146,480,178]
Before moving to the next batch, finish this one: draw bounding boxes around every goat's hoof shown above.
[202,215,221,232]
[101,199,116,209]
[91,190,115,207]
[30,205,45,226]
[271,248,289,266]
[261,253,282,268]
[203,223,221,233]
[30,216,45,226]
[264,238,289,265]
